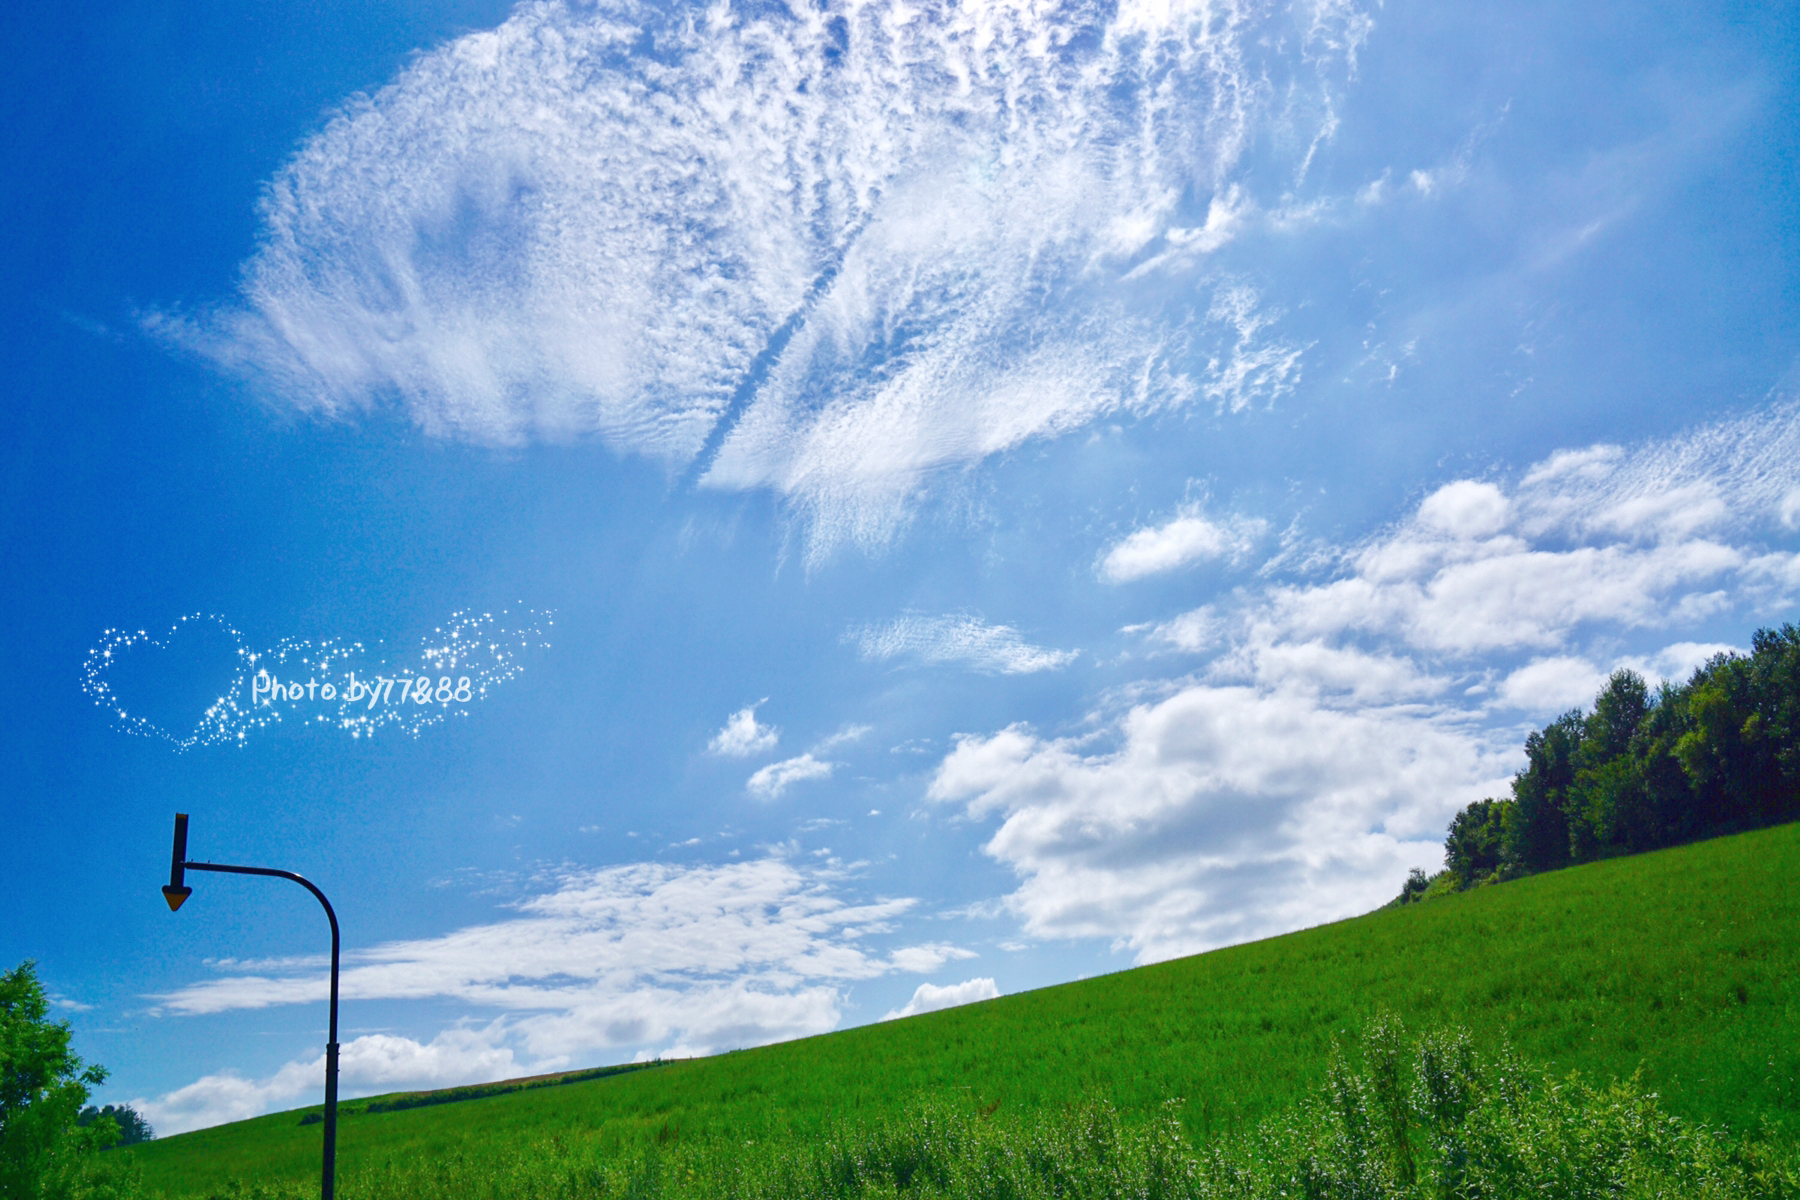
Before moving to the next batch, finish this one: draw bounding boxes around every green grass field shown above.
[122,822,1800,1197]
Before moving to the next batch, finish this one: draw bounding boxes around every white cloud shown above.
[1195,282,1309,412]
[1497,640,1743,715]
[156,858,937,1018]
[882,977,1000,1021]
[1631,641,1737,684]
[145,856,970,1131]
[160,0,1367,555]
[132,1059,319,1138]
[1416,480,1510,539]
[746,753,834,799]
[850,615,1076,675]
[1100,504,1265,582]
[1138,606,1225,653]
[1263,408,1800,656]
[1497,656,1608,713]
[1275,536,1742,655]
[133,1028,519,1136]
[1215,637,1448,705]
[709,701,779,757]
[944,405,1800,964]
[814,724,873,752]
[930,690,1513,963]
[1513,408,1800,541]
[887,944,980,975]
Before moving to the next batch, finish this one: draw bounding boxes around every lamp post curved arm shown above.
[162,814,342,1200]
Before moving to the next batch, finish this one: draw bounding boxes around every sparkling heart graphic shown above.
[82,614,250,750]
[84,609,554,748]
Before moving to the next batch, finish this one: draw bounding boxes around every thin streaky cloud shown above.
[814,724,874,752]
[850,615,1077,676]
[747,754,834,799]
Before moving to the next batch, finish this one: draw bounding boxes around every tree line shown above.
[1397,623,1800,904]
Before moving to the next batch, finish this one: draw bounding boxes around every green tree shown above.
[1751,624,1800,764]
[1503,711,1584,872]
[1565,669,1652,862]
[0,961,117,1200]
[1622,679,1700,851]
[1421,624,1800,905]
[1444,798,1507,887]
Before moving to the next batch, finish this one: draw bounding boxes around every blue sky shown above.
[3,0,1797,1135]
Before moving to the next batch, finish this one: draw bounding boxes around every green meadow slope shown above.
[124,822,1800,1196]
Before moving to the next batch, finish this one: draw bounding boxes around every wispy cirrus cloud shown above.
[154,0,1367,555]
[849,615,1077,676]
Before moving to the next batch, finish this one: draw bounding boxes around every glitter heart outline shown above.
[84,608,555,749]
[82,613,251,751]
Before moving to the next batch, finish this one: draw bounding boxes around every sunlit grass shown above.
[123,822,1800,1197]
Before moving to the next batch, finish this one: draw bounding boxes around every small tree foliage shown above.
[0,961,118,1200]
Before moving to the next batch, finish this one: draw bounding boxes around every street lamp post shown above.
[162,813,342,1200]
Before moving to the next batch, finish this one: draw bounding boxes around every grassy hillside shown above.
[124,822,1800,1197]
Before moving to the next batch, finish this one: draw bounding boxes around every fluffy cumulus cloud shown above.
[142,856,967,1130]
[931,696,1512,962]
[1497,641,1739,715]
[1265,407,1800,656]
[1100,502,1266,582]
[934,405,1800,962]
[709,700,780,757]
[850,614,1076,675]
[159,0,1365,553]
[882,977,1001,1021]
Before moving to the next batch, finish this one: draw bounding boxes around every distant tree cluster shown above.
[75,1106,151,1148]
[1397,623,1800,904]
